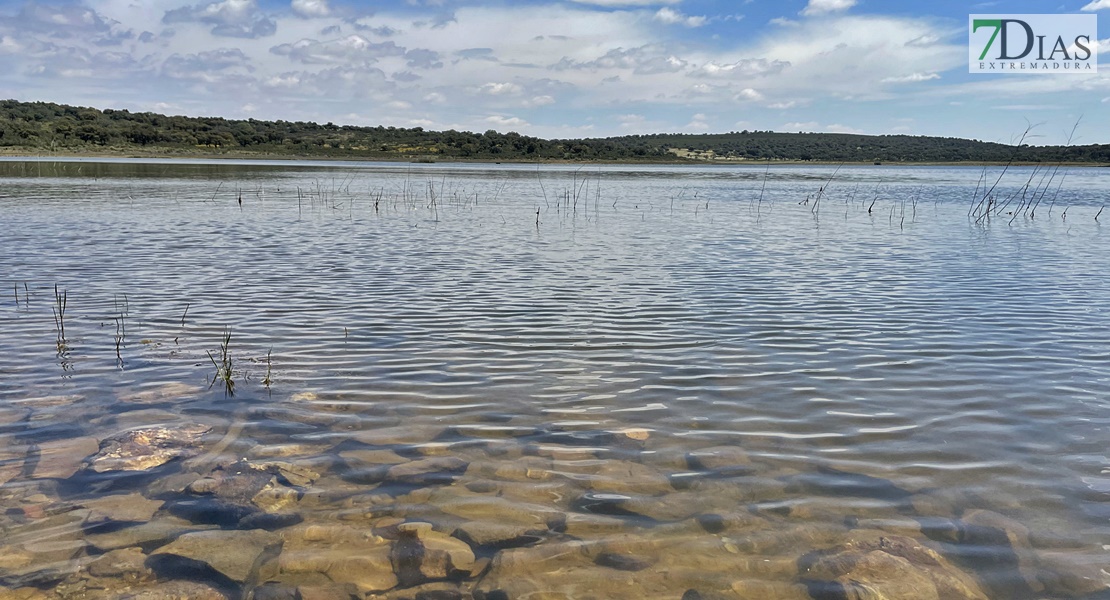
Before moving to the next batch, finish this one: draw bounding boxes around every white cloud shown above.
[163,0,277,38]
[270,36,405,65]
[480,82,523,95]
[654,8,708,28]
[1080,0,1110,10]
[689,58,789,78]
[685,113,709,131]
[734,88,763,101]
[1102,97,1110,103]
[881,72,940,83]
[800,0,857,16]
[570,0,679,5]
[552,45,689,74]
[484,115,529,129]
[784,121,819,130]
[291,0,331,18]
[527,95,556,106]
[826,123,863,134]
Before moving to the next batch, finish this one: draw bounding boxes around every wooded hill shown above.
[2,99,1108,164]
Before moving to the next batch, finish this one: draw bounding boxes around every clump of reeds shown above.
[207,327,235,395]
[113,294,127,365]
[262,346,273,389]
[52,285,67,353]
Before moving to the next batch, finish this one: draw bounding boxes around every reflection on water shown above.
[0,158,1108,599]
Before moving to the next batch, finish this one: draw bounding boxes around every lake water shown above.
[0,158,1108,599]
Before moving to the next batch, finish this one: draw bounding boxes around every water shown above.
[0,158,1108,598]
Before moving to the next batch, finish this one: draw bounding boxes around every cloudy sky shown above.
[0,0,1107,144]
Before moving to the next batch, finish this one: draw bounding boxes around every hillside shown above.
[2,99,1108,164]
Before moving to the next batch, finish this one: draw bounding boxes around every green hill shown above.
[1,99,1107,164]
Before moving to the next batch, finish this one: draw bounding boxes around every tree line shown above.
[2,99,1107,164]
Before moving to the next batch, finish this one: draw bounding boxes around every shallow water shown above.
[0,158,1108,599]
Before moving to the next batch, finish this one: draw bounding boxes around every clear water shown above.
[0,158,1108,598]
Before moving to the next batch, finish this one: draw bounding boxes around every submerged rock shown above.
[150,529,282,585]
[26,437,99,480]
[433,490,558,549]
[385,457,469,487]
[84,546,154,582]
[116,382,204,405]
[0,447,27,486]
[474,540,672,599]
[276,523,396,593]
[88,424,211,473]
[116,580,229,600]
[800,533,989,600]
[81,492,164,525]
[391,522,478,587]
[84,515,216,552]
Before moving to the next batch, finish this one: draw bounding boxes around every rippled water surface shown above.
[1,158,1108,599]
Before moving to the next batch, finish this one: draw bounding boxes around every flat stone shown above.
[686,445,752,473]
[594,551,654,571]
[296,584,361,600]
[588,461,674,496]
[0,447,25,486]
[613,427,651,442]
[247,460,320,487]
[249,443,325,459]
[379,581,475,600]
[475,540,678,599]
[528,444,598,461]
[85,547,153,582]
[116,580,229,599]
[959,509,1042,595]
[0,406,29,426]
[251,582,300,600]
[151,529,282,584]
[563,513,630,538]
[392,521,477,586]
[277,523,396,593]
[339,448,410,466]
[1034,550,1110,597]
[82,493,164,524]
[352,425,446,447]
[0,588,50,600]
[89,424,211,472]
[85,516,214,552]
[385,457,468,486]
[728,580,812,600]
[30,437,99,479]
[16,394,83,410]
[436,492,554,548]
[16,538,87,567]
[278,544,396,593]
[800,533,989,600]
[252,479,301,513]
[117,382,204,405]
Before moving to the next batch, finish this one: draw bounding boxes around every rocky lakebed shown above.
[1,384,1106,600]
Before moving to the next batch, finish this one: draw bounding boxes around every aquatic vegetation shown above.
[207,327,235,396]
[51,284,67,354]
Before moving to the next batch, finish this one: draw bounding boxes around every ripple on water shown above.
[0,161,1108,597]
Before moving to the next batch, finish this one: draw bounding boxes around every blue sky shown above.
[0,0,1106,143]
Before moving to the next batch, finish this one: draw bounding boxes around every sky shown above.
[0,0,1107,144]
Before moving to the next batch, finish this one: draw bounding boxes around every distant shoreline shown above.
[1,149,1106,168]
